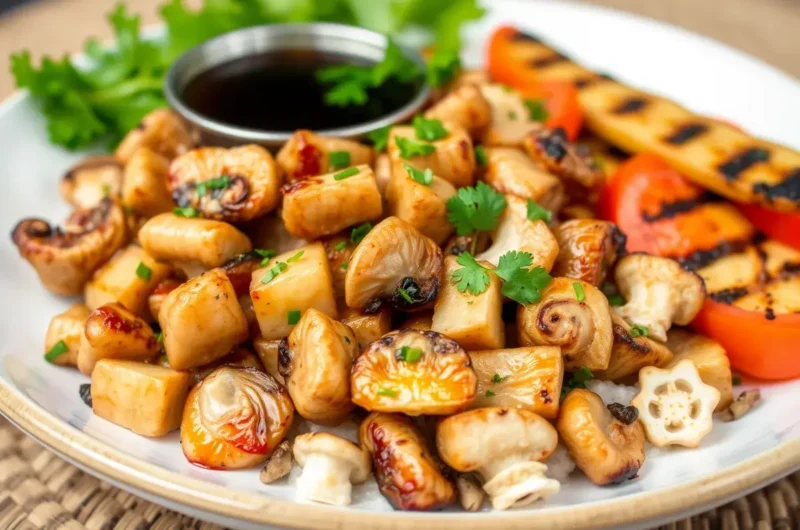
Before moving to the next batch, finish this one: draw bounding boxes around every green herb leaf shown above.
[485,389,495,397]
[351,223,373,244]
[255,248,277,260]
[474,145,488,167]
[602,282,626,306]
[340,261,348,270]
[426,48,461,88]
[397,287,413,303]
[395,136,436,159]
[526,199,552,223]
[446,181,507,236]
[413,115,448,141]
[45,340,69,363]
[333,167,360,181]
[524,99,549,122]
[573,282,586,302]
[404,164,434,186]
[334,241,348,251]
[562,366,594,401]
[496,251,552,305]
[608,294,625,307]
[173,206,198,218]
[135,261,152,281]
[398,346,423,363]
[329,150,351,170]
[377,387,397,397]
[366,125,391,152]
[492,373,509,384]
[630,324,649,338]
[507,110,517,120]
[287,310,301,325]
[156,331,163,343]
[451,252,490,295]
[287,251,304,263]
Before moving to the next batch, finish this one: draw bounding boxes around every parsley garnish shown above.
[426,48,461,88]
[451,252,490,295]
[526,200,552,223]
[495,251,552,304]
[329,151,351,170]
[474,145,488,167]
[260,261,288,284]
[398,346,423,363]
[44,340,68,363]
[404,163,433,186]
[287,310,301,325]
[395,136,436,159]
[173,206,198,218]
[397,287,413,303]
[573,282,586,302]
[492,373,509,384]
[366,125,391,152]
[485,390,496,397]
[333,167,359,181]
[377,387,397,397]
[135,262,152,281]
[524,99,549,122]
[350,223,373,244]
[413,115,448,141]
[446,181,506,236]
[630,324,649,338]
[334,241,347,251]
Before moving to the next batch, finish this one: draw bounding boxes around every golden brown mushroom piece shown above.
[594,313,674,382]
[121,147,175,219]
[345,217,443,313]
[665,328,733,411]
[424,84,492,139]
[147,279,180,323]
[115,108,193,165]
[388,123,476,189]
[385,165,456,245]
[552,220,626,287]
[11,198,127,296]
[479,84,543,147]
[181,367,294,470]
[437,407,560,510]
[518,278,613,371]
[557,389,646,485]
[278,309,357,425]
[44,304,91,367]
[322,234,354,302]
[340,306,392,351]
[482,147,564,212]
[359,412,456,511]
[351,329,477,415]
[276,129,375,181]
[168,145,282,223]
[60,156,123,209]
[292,432,371,506]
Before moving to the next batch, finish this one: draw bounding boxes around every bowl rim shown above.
[164,22,431,144]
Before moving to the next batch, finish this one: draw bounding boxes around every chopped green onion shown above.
[524,99,549,122]
[287,310,301,325]
[156,331,163,343]
[573,282,586,302]
[485,390,496,397]
[173,206,198,218]
[377,387,397,397]
[255,248,277,266]
[135,262,152,281]
[333,167,359,181]
[334,241,347,251]
[44,340,68,363]
[261,261,288,284]
[608,294,625,307]
[630,324,649,338]
[492,373,509,384]
[398,346,423,363]
[397,287,413,303]
[287,251,304,263]
[474,145,488,167]
[404,163,433,186]
[340,261,348,270]
[329,151,351,169]
[350,223,372,244]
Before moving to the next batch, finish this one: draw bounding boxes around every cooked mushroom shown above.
[115,108,193,165]
[281,164,383,240]
[518,278,613,371]
[220,251,264,296]
[374,153,392,198]
[388,124,476,189]
[340,306,392,351]
[469,346,563,418]
[278,309,357,425]
[456,474,486,512]
[77,303,160,375]
[665,328,733,411]
[121,147,175,218]
[482,147,564,212]
[431,255,504,350]
[249,243,338,340]
[359,412,456,511]
[189,346,264,387]
[168,145,282,223]
[147,278,180,323]
[293,432,371,506]
[44,303,91,367]
[344,217,443,312]
[479,84,543,147]
[631,359,720,448]
[11,198,128,295]
[424,84,492,138]
[351,329,477,415]
[475,195,559,271]
[138,213,252,278]
[557,389,646,485]
[259,439,293,484]
[60,156,123,209]
[252,333,284,384]
[181,367,294,469]
[386,166,456,245]
[158,268,250,371]
[614,253,706,342]
[322,234,354,302]
[241,213,308,256]
[436,407,560,510]
[595,313,674,382]
[84,245,172,317]
[276,129,374,181]
[552,220,626,286]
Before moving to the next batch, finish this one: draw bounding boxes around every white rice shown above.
[546,444,576,482]
[585,379,639,407]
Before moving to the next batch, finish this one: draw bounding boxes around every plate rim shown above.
[2,1,800,527]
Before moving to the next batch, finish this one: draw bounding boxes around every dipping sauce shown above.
[182,50,421,132]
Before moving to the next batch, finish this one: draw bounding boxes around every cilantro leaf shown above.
[395,136,436,159]
[495,251,534,281]
[404,164,433,186]
[366,125,391,152]
[526,200,552,223]
[351,222,373,244]
[446,182,506,236]
[496,251,551,304]
[451,252,490,295]
[426,48,462,88]
[413,115,448,141]
[524,99,549,122]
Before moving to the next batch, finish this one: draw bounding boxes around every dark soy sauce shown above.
[182,49,420,131]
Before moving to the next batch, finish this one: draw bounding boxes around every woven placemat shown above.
[0,417,797,530]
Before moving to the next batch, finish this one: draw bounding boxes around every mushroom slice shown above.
[483,147,564,212]
[44,303,91,367]
[436,407,560,510]
[282,165,383,241]
[518,278,613,371]
[181,367,294,469]
[115,108,193,165]
[138,213,252,278]
[344,217,443,312]
[260,439,293,484]
[424,84,492,139]
[340,306,392,351]
[476,195,559,270]
[351,329,477,415]
[11,198,127,295]
[595,314,674,382]
[77,303,160,375]
[278,309,357,425]
[276,129,375,181]
[293,432,371,506]
[614,253,706,342]
[121,147,174,219]
[168,145,282,223]
[557,389,646,485]
[360,412,456,511]
[386,166,457,245]
[388,124,476,189]
[666,328,733,411]
[60,156,123,209]
[479,84,542,147]
[552,220,627,287]
[469,346,563,418]
[523,127,604,199]
[252,333,284,384]
[632,360,720,448]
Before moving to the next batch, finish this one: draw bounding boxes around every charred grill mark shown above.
[612,97,649,115]
[606,144,629,159]
[529,53,568,69]
[710,287,749,304]
[783,262,800,275]
[573,77,596,89]
[766,308,776,320]
[612,323,650,355]
[664,123,709,146]
[641,191,721,222]
[752,168,800,203]
[718,148,770,181]
[536,127,569,162]
[610,225,628,259]
[608,461,641,484]
[510,30,542,43]
[677,240,751,271]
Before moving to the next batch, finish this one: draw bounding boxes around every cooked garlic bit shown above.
[552,220,626,287]
[437,407,560,510]
[479,84,542,147]
[632,359,720,448]
[115,108,193,165]
[60,156,123,209]
[293,432,371,506]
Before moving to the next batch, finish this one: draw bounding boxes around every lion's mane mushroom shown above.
[351,329,477,415]
[482,147,564,212]
[631,359,720,448]
[613,253,706,342]
[115,108,193,165]
[60,156,123,209]
[557,389,646,485]
[476,195,559,271]
[181,366,294,469]
[11,198,127,295]
[345,217,443,312]
[278,309,357,425]
[595,314,674,382]
[552,220,627,286]
[292,432,371,506]
[168,145,282,223]
[518,278,613,371]
[359,412,456,511]
[436,407,560,510]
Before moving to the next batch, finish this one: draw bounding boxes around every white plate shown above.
[1,1,799,529]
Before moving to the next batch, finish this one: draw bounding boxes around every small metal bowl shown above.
[165,23,430,147]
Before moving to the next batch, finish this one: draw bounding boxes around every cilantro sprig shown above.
[451,252,490,295]
[404,164,433,186]
[446,181,506,237]
[413,115,448,141]
[450,250,552,304]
